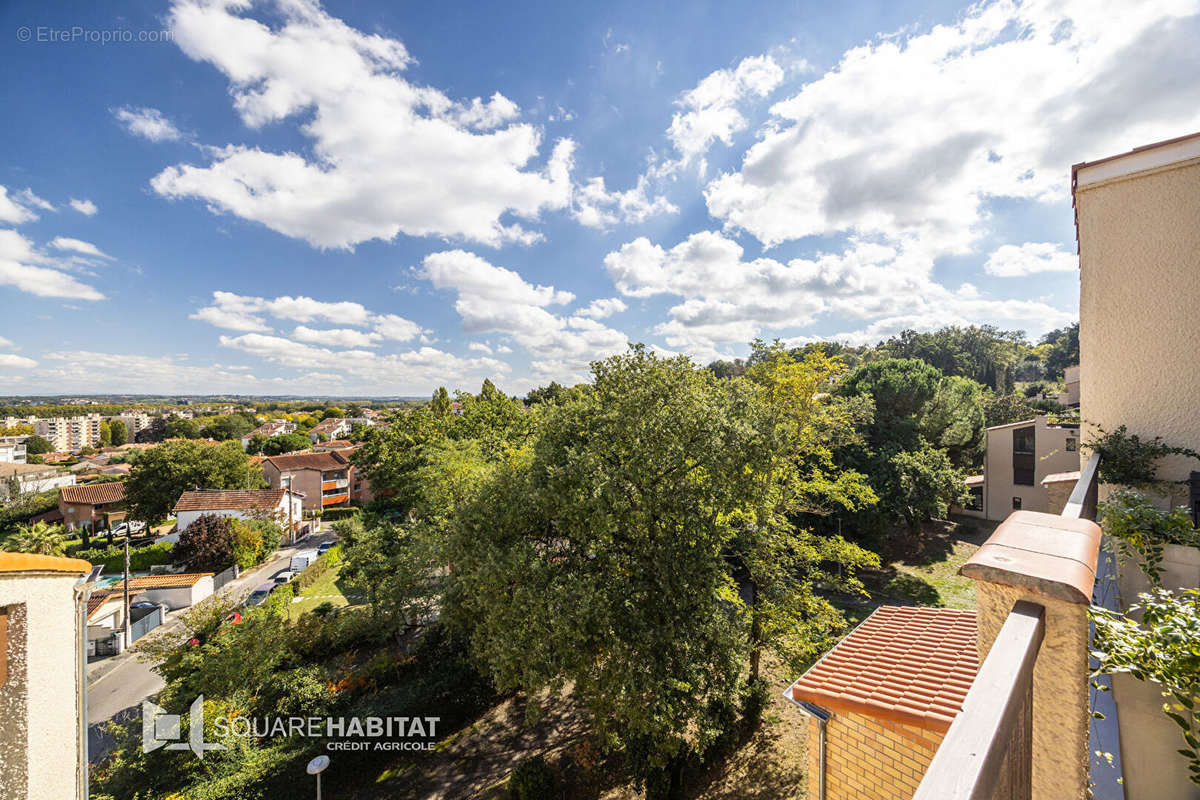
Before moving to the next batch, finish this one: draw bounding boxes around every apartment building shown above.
[262,450,354,512]
[0,437,27,464]
[33,415,103,452]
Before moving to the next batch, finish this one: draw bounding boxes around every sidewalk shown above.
[85,526,333,687]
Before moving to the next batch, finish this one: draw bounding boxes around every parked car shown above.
[290,549,319,572]
[316,542,334,555]
[273,571,296,586]
[244,583,275,607]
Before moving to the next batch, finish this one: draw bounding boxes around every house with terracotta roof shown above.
[262,450,355,512]
[240,419,296,449]
[101,572,215,610]
[58,481,126,533]
[173,488,304,539]
[307,417,349,443]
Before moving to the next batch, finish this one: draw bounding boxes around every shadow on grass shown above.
[861,564,942,606]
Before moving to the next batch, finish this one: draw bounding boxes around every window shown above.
[1066,437,1077,452]
[966,486,983,512]
[1013,426,1035,486]
[1012,496,1022,510]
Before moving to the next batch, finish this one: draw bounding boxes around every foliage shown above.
[1041,323,1079,380]
[507,755,559,800]
[524,380,567,405]
[0,486,60,538]
[430,386,452,417]
[99,421,112,448]
[889,445,972,535]
[74,541,173,572]
[1098,490,1200,586]
[295,545,341,592]
[125,440,262,523]
[0,423,34,436]
[1092,588,1200,784]
[108,418,128,446]
[230,518,282,570]
[261,432,312,456]
[918,375,986,466]
[200,413,255,442]
[23,435,54,455]
[980,392,1038,427]
[319,506,360,521]
[174,514,237,572]
[873,325,1027,393]
[6,521,67,555]
[164,417,202,439]
[1088,425,1200,490]
[339,517,442,632]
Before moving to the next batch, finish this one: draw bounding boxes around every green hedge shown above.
[296,545,342,592]
[76,541,173,572]
[319,506,361,521]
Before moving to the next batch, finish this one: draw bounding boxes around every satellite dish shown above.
[307,755,330,775]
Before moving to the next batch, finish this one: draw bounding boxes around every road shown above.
[87,528,336,762]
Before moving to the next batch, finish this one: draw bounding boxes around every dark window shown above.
[1012,496,1022,510]
[1065,437,1077,452]
[966,486,983,512]
[1013,426,1035,486]
[1190,473,1200,527]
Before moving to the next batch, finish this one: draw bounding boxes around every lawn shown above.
[286,559,366,619]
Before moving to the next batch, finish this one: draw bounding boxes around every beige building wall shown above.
[263,463,325,512]
[983,416,1080,521]
[808,709,944,800]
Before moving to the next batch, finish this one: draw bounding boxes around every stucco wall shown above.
[809,709,944,800]
[0,573,83,800]
[984,417,1080,521]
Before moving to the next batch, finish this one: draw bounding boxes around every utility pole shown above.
[122,534,131,649]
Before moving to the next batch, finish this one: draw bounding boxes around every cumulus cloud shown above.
[984,242,1078,277]
[0,353,37,369]
[114,106,183,142]
[292,325,382,348]
[69,198,99,216]
[49,236,113,260]
[150,0,574,248]
[0,229,105,301]
[572,174,677,228]
[0,186,40,225]
[704,0,1200,252]
[421,249,628,380]
[190,291,381,330]
[576,297,628,319]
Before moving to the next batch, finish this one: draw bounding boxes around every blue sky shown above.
[1,0,1198,396]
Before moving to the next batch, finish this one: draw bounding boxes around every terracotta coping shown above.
[959,510,1100,604]
[1041,470,1081,486]
[0,552,93,576]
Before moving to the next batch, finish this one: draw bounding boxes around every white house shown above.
[172,488,304,536]
[0,462,75,499]
[104,573,215,611]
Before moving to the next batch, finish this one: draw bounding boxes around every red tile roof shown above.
[87,592,121,618]
[788,606,978,732]
[106,573,214,591]
[60,482,126,505]
[174,488,286,512]
[264,450,348,471]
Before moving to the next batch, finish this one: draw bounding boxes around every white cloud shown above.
[0,186,39,225]
[292,325,381,348]
[605,230,1074,358]
[49,236,113,260]
[422,249,628,380]
[468,341,493,353]
[576,297,628,319]
[572,174,677,228]
[664,55,784,173]
[150,0,574,248]
[0,336,13,348]
[69,198,99,216]
[984,242,1078,277]
[0,229,105,301]
[705,0,1200,251]
[16,189,55,213]
[0,354,37,369]
[114,106,183,142]
[372,314,425,342]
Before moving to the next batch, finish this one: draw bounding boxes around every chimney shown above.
[960,510,1101,800]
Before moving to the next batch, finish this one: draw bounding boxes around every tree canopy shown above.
[125,440,262,522]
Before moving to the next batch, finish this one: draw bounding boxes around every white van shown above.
[290,549,319,572]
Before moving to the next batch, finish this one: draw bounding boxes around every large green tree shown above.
[1041,322,1079,380]
[261,432,311,456]
[108,419,129,447]
[126,440,262,523]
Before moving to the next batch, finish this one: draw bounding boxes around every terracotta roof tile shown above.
[264,450,348,471]
[174,488,285,512]
[106,573,213,591]
[87,592,121,618]
[60,482,126,505]
[788,606,978,732]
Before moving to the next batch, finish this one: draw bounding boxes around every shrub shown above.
[75,541,173,572]
[174,514,236,572]
[1088,425,1200,490]
[741,676,771,731]
[1099,490,1200,585]
[320,506,361,522]
[507,755,558,800]
[296,546,341,592]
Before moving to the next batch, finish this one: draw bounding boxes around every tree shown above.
[888,445,971,536]
[164,418,201,439]
[874,325,1028,393]
[24,435,53,455]
[477,378,503,402]
[261,432,311,456]
[108,419,129,447]
[429,387,452,418]
[1042,323,1079,380]
[99,421,113,448]
[836,358,943,453]
[980,391,1038,427]
[0,423,34,436]
[321,407,346,420]
[244,434,267,455]
[919,376,986,467]
[173,514,236,572]
[126,440,262,523]
[7,521,67,556]
[200,414,254,442]
[524,381,566,405]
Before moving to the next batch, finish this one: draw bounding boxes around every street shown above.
[87,528,335,762]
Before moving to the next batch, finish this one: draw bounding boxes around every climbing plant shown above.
[1092,588,1200,784]
[1098,490,1200,586]
[1087,425,1200,490]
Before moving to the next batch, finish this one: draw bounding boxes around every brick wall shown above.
[807,709,944,800]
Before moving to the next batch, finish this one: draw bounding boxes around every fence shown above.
[212,564,240,591]
[129,606,162,642]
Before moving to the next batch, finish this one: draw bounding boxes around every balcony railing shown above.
[913,452,1104,800]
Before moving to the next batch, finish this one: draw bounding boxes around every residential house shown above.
[312,439,353,451]
[240,419,296,449]
[0,551,94,799]
[975,415,1080,521]
[308,417,349,442]
[58,482,127,533]
[1073,130,1200,800]
[1058,365,1081,407]
[173,488,304,540]
[0,437,26,464]
[101,573,214,611]
[786,606,978,800]
[0,463,75,499]
[262,450,354,512]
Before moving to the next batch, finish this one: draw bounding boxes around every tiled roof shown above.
[788,606,978,732]
[174,488,285,512]
[264,450,348,471]
[87,592,121,618]
[309,418,345,433]
[60,481,126,505]
[107,573,214,590]
[0,462,63,477]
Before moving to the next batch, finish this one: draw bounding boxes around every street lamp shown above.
[306,755,329,800]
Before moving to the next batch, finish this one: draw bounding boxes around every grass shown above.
[285,560,365,619]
